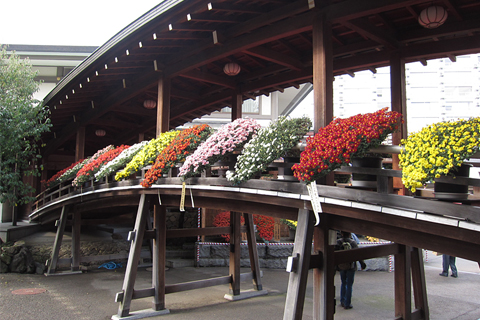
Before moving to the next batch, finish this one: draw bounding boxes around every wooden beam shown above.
[75,127,85,162]
[231,89,242,121]
[180,70,236,89]
[157,76,171,136]
[244,46,304,71]
[342,19,399,49]
[395,244,412,320]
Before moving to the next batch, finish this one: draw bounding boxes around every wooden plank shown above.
[394,244,412,320]
[46,206,69,275]
[229,211,241,296]
[283,209,315,320]
[152,205,166,311]
[411,247,429,319]
[165,226,246,238]
[71,210,81,271]
[244,213,262,290]
[117,194,150,318]
[334,243,400,264]
[165,272,255,294]
[312,213,335,320]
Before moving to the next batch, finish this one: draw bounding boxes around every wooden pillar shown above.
[244,213,262,290]
[71,210,81,271]
[411,247,429,319]
[231,89,243,121]
[283,209,315,320]
[390,51,408,193]
[156,76,171,137]
[46,206,69,275]
[313,214,335,320]
[312,14,334,132]
[394,244,412,320]
[138,132,145,142]
[75,126,85,162]
[152,205,167,311]
[117,194,150,317]
[229,211,241,296]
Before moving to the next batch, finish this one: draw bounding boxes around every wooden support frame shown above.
[283,209,315,320]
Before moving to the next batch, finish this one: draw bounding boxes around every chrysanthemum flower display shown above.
[42,158,86,189]
[399,117,480,192]
[141,124,213,188]
[178,118,260,181]
[57,158,90,185]
[227,116,312,185]
[115,131,179,181]
[95,141,148,181]
[213,211,275,242]
[293,108,402,184]
[72,145,129,186]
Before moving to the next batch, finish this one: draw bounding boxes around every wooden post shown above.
[46,206,69,275]
[157,76,171,136]
[395,244,412,320]
[152,205,167,311]
[71,210,81,271]
[231,88,242,121]
[390,51,407,194]
[283,209,315,320]
[312,13,333,132]
[312,13,334,186]
[75,126,85,162]
[244,213,262,290]
[411,247,429,319]
[229,211,241,296]
[117,194,150,318]
[313,214,335,320]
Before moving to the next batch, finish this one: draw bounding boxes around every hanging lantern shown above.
[143,100,157,109]
[418,6,448,29]
[95,129,106,137]
[223,62,241,76]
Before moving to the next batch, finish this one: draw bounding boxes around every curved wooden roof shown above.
[42,0,480,157]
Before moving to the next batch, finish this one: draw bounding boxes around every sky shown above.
[0,0,163,46]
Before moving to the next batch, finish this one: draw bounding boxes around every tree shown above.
[0,46,51,210]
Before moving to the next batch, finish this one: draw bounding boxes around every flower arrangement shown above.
[399,117,480,192]
[42,158,86,189]
[141,124,213,188]
[281,219,297,230]
[72,145,129,186]
[95,141,148,181]
[115,131,179,181]
[57,158,90,185]
[178,118,260,180]
[227,116,312,185]
[213,211,275,242]
[293,108,402,183]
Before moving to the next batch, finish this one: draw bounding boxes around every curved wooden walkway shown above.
[29,170,480,320]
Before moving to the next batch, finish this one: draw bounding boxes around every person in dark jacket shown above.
[335,231,366,310]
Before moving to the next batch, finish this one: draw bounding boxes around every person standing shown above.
[335,231,366,310]
[439,254,458,278]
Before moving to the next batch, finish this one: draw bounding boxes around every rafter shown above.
[243,46,304,71]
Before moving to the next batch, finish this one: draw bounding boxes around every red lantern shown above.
[418,6,448,29]
[223,63,241,76]
[95,129,106,137]
[143,100,157,109]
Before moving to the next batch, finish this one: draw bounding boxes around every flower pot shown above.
[289,228,296,241]
[351,157,383,188]
[434,163,471,199]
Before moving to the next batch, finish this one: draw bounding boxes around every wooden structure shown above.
[29,1,480,319]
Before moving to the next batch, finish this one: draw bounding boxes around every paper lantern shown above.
[223,63,241,76]
[95,129,106,137]
[143,100,157,109]
[418,6,448,29]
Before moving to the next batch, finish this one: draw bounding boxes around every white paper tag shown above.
[306,181,322,226]
[190,186,195,208]
[180,182,186,212]
[157,189,162,205]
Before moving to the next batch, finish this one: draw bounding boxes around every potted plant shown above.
[227,116,312,185]
[293,108,402,184]
[399,117,480,195]
[281,219,297,240]
[178,118,260,180]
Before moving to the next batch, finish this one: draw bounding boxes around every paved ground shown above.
[0,251,479,320]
